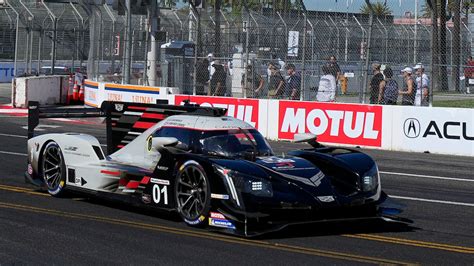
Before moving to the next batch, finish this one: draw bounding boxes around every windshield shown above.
[199,129,273,158]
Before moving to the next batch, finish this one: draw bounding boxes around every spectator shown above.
[327,55,341,81]
[267,63,285,99]
[210,61,226,96]
[208,53,216,79]
[317,65,336,102]
[195,59,210,95]
[378,66,398,105]
[266,61,277,82]
[414,64,429,106]
[284,63,301,100]
[369,63,384,104]
[399,67,416,106]
[464,56,474,94]
[241,65,264,98]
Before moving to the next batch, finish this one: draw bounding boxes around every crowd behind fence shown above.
[0,1,473,105]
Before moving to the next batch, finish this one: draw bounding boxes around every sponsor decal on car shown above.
[310,171,325,186]
[210,193,230,200]
[174,95,259,128]
[208,218,236,229]
[150,178,170,185]
[278,101,382,147]
[317,196,335,202]
[156,166,168,171]
[185,215,206,225]
[210,212,226,219]
[146,135,153,152]
[141,193,152,204]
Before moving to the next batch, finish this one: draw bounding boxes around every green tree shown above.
[360,1,392,16]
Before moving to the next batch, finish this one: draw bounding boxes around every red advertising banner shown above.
[278,101,383,147]
[174,95,260,128]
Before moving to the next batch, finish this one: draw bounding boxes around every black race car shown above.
[25,101,405,236]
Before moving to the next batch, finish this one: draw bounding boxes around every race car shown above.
[25,101,405,236]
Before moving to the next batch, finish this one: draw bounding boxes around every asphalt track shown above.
[0,109,473,264]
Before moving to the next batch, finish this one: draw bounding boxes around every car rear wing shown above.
[28,100,227,155]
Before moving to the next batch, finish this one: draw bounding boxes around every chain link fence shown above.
[0,2,472,105]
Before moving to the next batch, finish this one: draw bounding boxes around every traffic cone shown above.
[67,74,74,104]
[73,80,79,101]
[78,84,84,102]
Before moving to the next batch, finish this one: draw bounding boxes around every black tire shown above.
[175,160,211,227]
[40,141,67,197]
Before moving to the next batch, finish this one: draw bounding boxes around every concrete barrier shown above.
[12,75,68,108]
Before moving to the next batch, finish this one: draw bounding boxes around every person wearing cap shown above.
[208,53,216,79]
[209,60,227,96]
[369,63,384,104]
[241,65,264,98]
[399,67,416,105]
[414,64,429,106]
[284,63,301,100]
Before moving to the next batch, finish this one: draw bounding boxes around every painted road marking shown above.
[0,151,27,156]
[381,171,474,183]
[390,195,474,207]
[0,201,411,265]
[0,133,27,138]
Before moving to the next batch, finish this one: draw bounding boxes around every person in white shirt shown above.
[414,64,429,106]
[317,65,336,102]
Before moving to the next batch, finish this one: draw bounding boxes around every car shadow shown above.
[256,219,418,240]
[50,191,417,239]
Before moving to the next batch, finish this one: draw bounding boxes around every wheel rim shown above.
[42,144,63,190]
[176,165,208,220]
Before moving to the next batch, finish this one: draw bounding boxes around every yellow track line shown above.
[343,234,474,254]
[0,184,48,197]
[0,201,411,265]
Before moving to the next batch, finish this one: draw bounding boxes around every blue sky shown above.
[304,0,418,16]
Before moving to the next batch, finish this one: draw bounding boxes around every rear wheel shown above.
[41,141,67,197]
[175,161,211,226]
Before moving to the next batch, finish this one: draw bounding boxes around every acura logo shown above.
[404,118,421,138]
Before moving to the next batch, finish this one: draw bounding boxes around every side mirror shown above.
[293,133,323,148]
[293,133,317,143]
[148,137,178,151]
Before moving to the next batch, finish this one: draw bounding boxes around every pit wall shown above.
[83,91,473,157]
[83,80,179,107]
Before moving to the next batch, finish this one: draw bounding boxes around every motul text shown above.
[279,101,383,147]
[174,95,259,128]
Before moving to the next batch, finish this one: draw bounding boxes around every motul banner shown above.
[174,95,260,128]
[278,101,383,147]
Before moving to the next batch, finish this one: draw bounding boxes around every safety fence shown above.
[1,1,473,104]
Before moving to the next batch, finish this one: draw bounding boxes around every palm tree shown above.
[360,1,392,16]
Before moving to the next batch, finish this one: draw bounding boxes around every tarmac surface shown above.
[0,82,473,264]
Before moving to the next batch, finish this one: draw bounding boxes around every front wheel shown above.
[40,141,67,197]
[175,161,211,227]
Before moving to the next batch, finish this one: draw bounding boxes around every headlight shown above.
[214,165,273,198]
[362,164,379,192]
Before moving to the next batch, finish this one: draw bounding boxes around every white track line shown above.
[391,195,474,207]
[0,151,27,156]
[380,171,473,183]
[0,133,27,138]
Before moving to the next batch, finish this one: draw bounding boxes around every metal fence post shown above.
[362,0,374,104]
